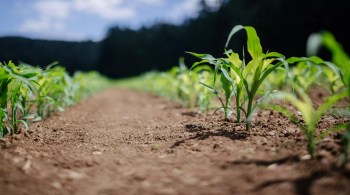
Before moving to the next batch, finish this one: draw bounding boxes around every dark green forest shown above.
[0,0,348,78]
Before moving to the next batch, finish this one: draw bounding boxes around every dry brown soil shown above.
[1,88,350,195]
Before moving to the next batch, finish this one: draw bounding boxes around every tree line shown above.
[0,0,348,78]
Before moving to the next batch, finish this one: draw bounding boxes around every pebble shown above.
[60,170,85,180]
[261,138,268,145]
[213,144,220,149]
[300,154,311,160]
[267,163,278,170]
[51,181,63,189]
[12,134,22,140]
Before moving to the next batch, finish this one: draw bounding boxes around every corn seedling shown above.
[271,85,348,159]
[0,61,111,138]
[260,67,289,91]
[341,126,350,167]
[36,64,78,118]
[308,31,350,92]
[292,61,322,91]
[189,25,293,130]
[115,58,214,112]
[176,58,199,109]
[177,58,214,111]
[0,61,39,136]
[320,65,344,94]
[73,71,111,101]
[307,31,350,163]
[197,70,215,112]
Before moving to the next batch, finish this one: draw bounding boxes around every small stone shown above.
[213,144,220,149]
[51,181,63,189]
[60,170,85,180]
[22,159,32,174]
[267,163,278,170]
[321,138,331,142]
[12,134,21,140]
[300,154,311,160]
[261,138,268,145]
[317,150,329,158]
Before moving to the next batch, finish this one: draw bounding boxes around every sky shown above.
[0,0,221,41]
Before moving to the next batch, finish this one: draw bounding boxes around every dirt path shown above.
[1,88,349,195]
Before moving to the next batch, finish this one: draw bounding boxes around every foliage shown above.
[115,58,214,112]
[308,31,350,91]
[342,126,350,167]
[0,61,39,136]
[0,61,112,138]
[189,25,294,130]
[73,71,112,102]
[260,31,350,161]
[272,86,348,159]
[112,26,349,166]
[307,31,350,165]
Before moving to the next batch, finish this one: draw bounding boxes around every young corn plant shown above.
[176,58,200,109]
[273,86,348,159]
[73,71,111,101]
[0,60,111,138]
[36,64,77,118]
[292,61,322,91]
[308,31,350,165]
[308,31,350,90]
[189,25,291,130]
[320,65,344,94]
[0,65,8,137]
[0,108,7,138]
[177,58,214,112]
[0,61,39,136]
[197,70,215,113]
[290,59,345,96]
[260,67,289,92]
[265,32,350,159]
[342,126,350,167]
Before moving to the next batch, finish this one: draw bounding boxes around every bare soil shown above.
[1,88,349,195]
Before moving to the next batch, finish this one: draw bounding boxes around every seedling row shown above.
[119,25,349,166]
[0,62,110,138]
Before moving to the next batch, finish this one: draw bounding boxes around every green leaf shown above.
[220,68,233,99]
[220,67,235,85]
[225,25,244,48]
[186,52,216,61]
[315,90,348,120]
[264,52,284,58]
[244,26,263,60]
[306,33,323,57]
[199,82,217,94]
[261,104,300,124]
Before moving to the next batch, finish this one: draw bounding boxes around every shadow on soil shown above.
[170,124,248,148]
[253,169,350,195]
[254,171,328,195]
[225,155,350,195]
[225,155,301,167]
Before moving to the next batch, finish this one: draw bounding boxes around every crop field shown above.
[1,26,349,194]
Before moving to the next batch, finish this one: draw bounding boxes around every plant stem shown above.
[307,131,315,159]
[225,96,230,119]
[246,96,254,131]
[235,90,241,123]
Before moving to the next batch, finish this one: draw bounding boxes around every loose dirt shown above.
[1,88,349,195]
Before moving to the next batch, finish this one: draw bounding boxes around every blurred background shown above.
[0,0,348,78]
